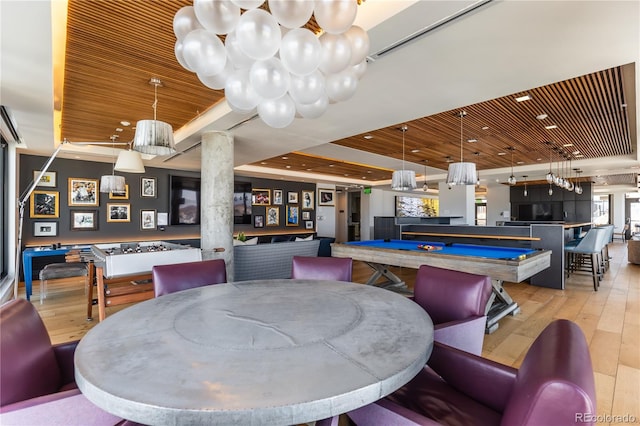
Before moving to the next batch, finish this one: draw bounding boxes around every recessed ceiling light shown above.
[115,128,123,132]
[573,150,580,155]
[329,164,335,167]
[281,156,288,160]
[497,152,506,156]
[260,161,267,165]
[411,149,420,153]
[364,135,373,140]
[445,158,454,163]
[362,177,367,179]
[515,95,531,102]
[306,168,312,171]
[563,143,574,147]
[482,126,489,130]
[545,125,558,130]
[536,113,548,120]
[575,154,584,158]
[120,121,131,126]
[344,174,349,176]
[285,165,291,168]
[367,170,372,173]
[537,158,542,161]
[517,161,524,165]
[467,138,477,143]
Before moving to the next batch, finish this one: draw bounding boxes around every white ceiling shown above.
[2,0,639,192]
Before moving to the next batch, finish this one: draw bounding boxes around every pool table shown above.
[331,239,551,333]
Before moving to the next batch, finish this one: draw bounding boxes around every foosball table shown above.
[87,241,202,321]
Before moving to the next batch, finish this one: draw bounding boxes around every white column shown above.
[201,131,234,280]
[438,182,476,225]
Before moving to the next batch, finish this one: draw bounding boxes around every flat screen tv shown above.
[234,182,252,224]
[169,175,201,225]
[518,202,564,221]
[395,196,439,217]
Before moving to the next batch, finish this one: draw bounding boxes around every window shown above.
[0,141,7,279]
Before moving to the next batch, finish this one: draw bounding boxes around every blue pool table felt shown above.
[346,239,536,261]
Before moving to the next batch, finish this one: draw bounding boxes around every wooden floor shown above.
[22,241,639,425]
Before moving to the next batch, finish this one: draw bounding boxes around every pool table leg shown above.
[363,262,408,290]
[485,279,520,334]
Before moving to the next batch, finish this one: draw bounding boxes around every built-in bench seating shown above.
[233,239,320,281]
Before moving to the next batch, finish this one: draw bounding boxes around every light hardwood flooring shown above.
[20,242,639,425]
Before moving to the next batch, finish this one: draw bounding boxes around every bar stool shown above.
[38,262,88,304]
[564,227,609,291]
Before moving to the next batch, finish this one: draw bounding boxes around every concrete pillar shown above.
[200,131,234,280]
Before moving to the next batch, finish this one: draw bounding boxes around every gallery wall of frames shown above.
[19,155,327,246]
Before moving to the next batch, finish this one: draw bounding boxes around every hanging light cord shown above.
[401,125,407,171]
[459,112,464,162]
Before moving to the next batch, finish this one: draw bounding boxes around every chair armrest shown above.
[433,315,487,355]
[0,389,81,413]
[347,398,441,425]
[428,341,517,413]
[52,341,79,386]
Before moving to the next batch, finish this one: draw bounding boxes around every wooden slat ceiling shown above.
[62,0,223,144]
[250,65,633,181]
[60,1,633,185]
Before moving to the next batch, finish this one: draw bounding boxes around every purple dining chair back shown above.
[291,256,353,282]
[152,259,227,297]
[0,299,79,410]
[413,265,492,355]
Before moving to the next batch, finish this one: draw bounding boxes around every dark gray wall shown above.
[20,154,200,246]
[20,155,318,246]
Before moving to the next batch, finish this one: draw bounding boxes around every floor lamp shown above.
[13,139,129,299]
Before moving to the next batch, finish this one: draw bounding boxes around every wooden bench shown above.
[86,263,154,321]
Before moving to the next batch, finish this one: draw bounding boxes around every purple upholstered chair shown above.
[152,259,227,297]
[290,256,353,282]
[346,319,596,426]
[0,298,80,412]
[413,265,492,355]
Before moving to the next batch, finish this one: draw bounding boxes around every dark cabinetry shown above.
[511,182,593,222]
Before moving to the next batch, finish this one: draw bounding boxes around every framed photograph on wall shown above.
[305,220,314,230]
[266,206,279,226]
[30,190,59,218]
[71,210,98,231]
[33,171,57,188]
[254,215,264,228]
[68,178,98,206]
[286,205,299,226]
[141,177,156,198]
[287,192,298,204]
[252,189,271,205]
[318,189,335,206]
[302,211,311,220]
[33,221,58,237]
[107,203,131,222]
[301,190,314,210]
[109,184,129,200]
[273,189,283,205]
[140,209,157,230]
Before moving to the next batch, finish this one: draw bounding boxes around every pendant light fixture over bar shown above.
[100,135,126,193]
[391,125,417,191]
[133,78,176,156]
[446,111,476,185]
[522,175,528,196]
[422,161,429,192]
[507,147,517,185]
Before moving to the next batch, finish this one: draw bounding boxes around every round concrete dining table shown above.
[74,279,434,425]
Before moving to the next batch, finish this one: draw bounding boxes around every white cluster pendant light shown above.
[173,0,370,128]
[446,111,477,186]
[391,125,417,191]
